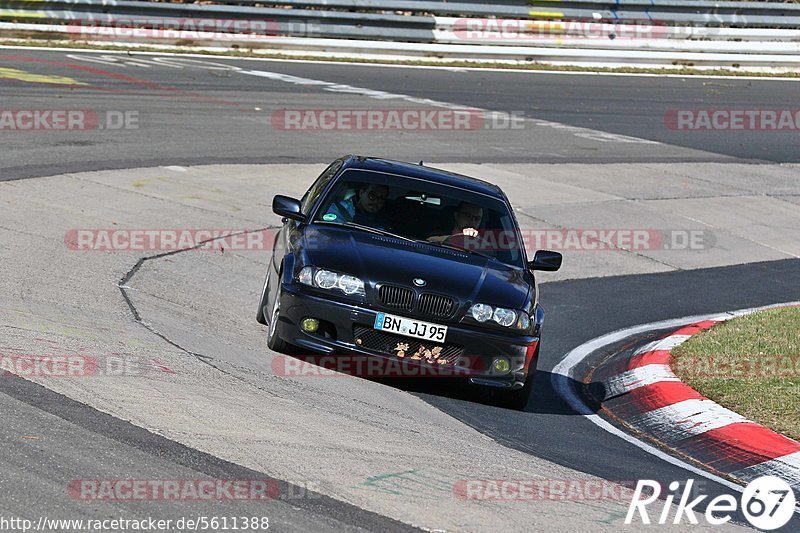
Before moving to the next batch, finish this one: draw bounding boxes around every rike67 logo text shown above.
[626,477,796,530]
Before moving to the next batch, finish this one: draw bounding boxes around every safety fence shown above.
[1,0,799,69]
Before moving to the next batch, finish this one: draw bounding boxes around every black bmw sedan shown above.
[257,155,561,409]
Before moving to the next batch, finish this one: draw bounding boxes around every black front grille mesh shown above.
[353,326,463,364]
[378,284,414,310]
[418,293,454,318]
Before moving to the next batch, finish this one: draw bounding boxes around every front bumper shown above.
[273,283,540,389]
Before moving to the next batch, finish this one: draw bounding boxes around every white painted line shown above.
[731,451,800,491]
[239,68,660,144]
[551,300,800,499]
[604,364,679,397]
[633,334,692,355]
[530,119,658,144]
[628,399,749,444]
[778,451,800,471]
[6,44,800,82]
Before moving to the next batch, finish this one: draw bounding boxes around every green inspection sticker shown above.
[323,213,337,221]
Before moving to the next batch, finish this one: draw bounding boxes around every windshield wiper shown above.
[419,239,497,262]
[316,220,498,261]
[315,220,417,243]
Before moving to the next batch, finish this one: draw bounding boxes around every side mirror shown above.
[273,195,306,222]
[528,250,562,272]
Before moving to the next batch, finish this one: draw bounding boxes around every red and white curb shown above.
[598,315,800,493]
[552,301,800,506]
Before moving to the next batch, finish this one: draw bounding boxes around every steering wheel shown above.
[443,231,479,249]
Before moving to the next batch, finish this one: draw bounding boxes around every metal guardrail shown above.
[0,0,438,41]
[228,0,800,27]
[7,20,800,71]
[4,0,800,27]
[2,0,800,70]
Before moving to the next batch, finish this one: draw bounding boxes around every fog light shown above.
[301,317,319,333]
[492,357,511,374]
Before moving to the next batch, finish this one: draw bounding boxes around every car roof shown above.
[339,155,505,200]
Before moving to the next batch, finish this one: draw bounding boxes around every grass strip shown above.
[672,307,800,441]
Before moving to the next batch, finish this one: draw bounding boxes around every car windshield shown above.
[313,169,525,267]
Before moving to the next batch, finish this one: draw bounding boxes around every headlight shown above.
[314,269,339,289]
[493,307,516,327]
[298,266,366,297]
[468,303,530,330]
[338,275,364,295]
[470,303,493,322]
[298,266,314,286]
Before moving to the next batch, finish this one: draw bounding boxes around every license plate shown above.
[373,313,447,343]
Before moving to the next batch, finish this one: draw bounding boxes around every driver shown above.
[428,202,483,243]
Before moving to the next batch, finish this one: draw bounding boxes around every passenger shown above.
[428,202,483,243]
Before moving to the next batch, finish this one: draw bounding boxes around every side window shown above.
[301,160,343,215]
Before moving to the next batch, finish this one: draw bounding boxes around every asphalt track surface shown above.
[0,374,415,532]
[2,48,800,531]
[2,48,800,181]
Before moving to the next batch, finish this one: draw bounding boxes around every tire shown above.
[266,284,289,353]
[493,370,535,410]
[256,273,270,325]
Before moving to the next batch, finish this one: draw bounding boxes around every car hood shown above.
[301,225,530,308]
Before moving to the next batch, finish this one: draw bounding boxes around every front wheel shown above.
[267,285,288,352]
[492,370,535,410]
[256,273,270,325]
